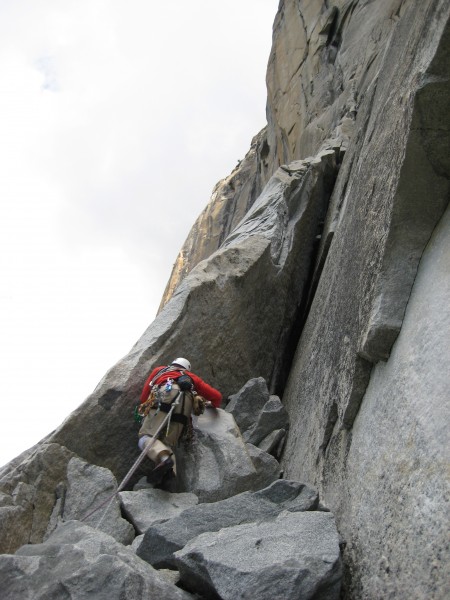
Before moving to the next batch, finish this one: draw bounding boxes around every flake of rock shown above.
[46,146,339,485]
[119,488,198,534]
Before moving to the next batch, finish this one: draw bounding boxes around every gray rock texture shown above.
[132,476,153,491]
[334,204,450,598]
[258,428,287,459]
[1,1,448,598]
[54,457,135,545]
[226,378,289,448]
[243,396,289,446]
[174,510,342,600]
[46,146,339,480]
[175,409,279,502]
[130,533,144,552]
[159,128,272,309]
[162,1,416,305]
[0,520,193,600]
[280,1,450,598]
[226,376,270,432]
[0,443,74,553]
[266,0,400,164]
[119,488,198,534]
[137,479,318,568]
[244,443,281,491]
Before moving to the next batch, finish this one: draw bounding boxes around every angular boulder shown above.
[119,488,198,534]
[225,377,270,432]
[243,396,289,446]
[174,510,342,600]
[137,479,318,568]
[0,443,74,554]
[175,409,279,502]
[244,443,281,490]
[0,520,193,600]
[226,379,289,446]
[51,456,135,545]
[257,428,287,459]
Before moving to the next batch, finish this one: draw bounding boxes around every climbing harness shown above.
[81,392,182,526]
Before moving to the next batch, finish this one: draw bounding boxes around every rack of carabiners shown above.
[134,377,179,433]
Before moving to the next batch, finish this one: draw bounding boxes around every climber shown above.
[136,357,222,481]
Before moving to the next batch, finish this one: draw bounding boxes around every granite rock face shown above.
[0,521,193,600]
[159,128,272,309]
[46,147,339,480]
[330,204,450,599]
[175,408,280,503]
[280,1,450,598]
[137,479,319,568]
[161,1,412,304]
[119,488,198,535]
[225,377,270,431]
[52,457,135,545]
[1,1,449,598]
[0,443,74,554]
[226,377,289,450]
[266,0,402,164]
[174,511,342,600]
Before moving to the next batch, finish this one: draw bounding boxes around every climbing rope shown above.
[81,393,182,526]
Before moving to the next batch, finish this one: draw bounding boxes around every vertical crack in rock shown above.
[274,147,343,393]
[320,400,338,455]
[1,2,449,598]
[281,3,449,597]
[358,16,450,365]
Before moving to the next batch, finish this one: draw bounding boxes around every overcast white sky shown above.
[0,0,279,467]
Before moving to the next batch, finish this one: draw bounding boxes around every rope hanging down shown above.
[81,393,182,526]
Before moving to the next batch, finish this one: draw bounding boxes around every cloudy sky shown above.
[0,0,279,467]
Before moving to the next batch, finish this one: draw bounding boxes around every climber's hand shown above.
[193,396,206,416]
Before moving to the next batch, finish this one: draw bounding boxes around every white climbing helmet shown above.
[172,357,191,371]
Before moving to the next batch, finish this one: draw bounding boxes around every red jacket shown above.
[140,365,222,408]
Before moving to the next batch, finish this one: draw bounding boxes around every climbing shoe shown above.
[155,469,177,493]
[153,455,174,477]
